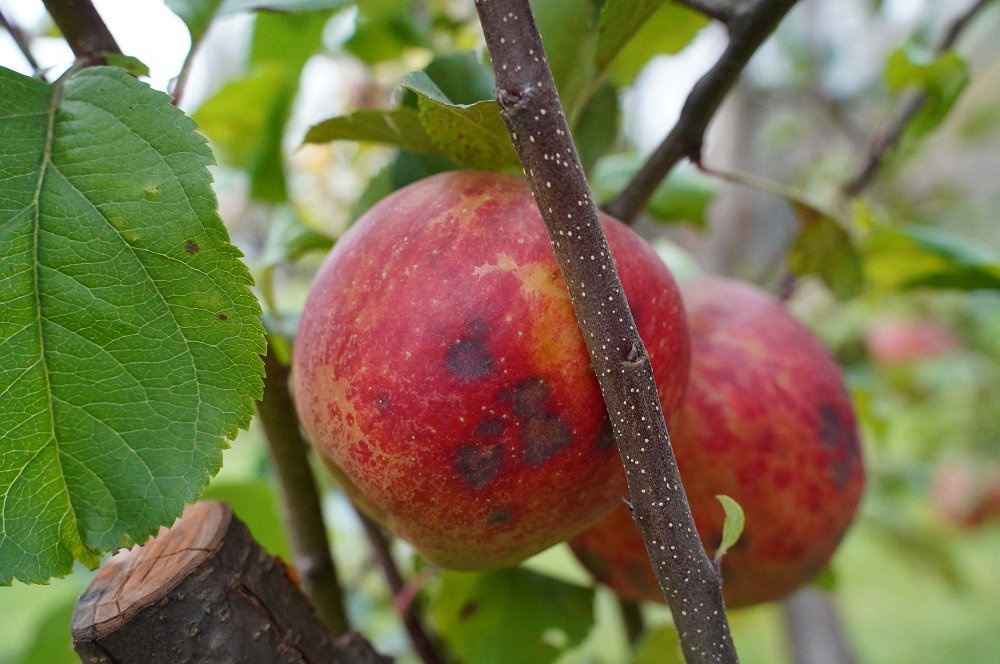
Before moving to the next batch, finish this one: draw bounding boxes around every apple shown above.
[865,318,957,365]
[931,462,1000,529]
[292,171,690,570]
[570,276,865,607]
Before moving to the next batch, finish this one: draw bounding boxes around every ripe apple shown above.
[570,276,865,607]
[292,171,690,570]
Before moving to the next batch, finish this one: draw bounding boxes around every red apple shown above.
[866,318,957,365]
[293,171,690,570]
[570,276,865,607]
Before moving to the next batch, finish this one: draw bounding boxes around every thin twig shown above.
[843,0,996,196]
[40,0,120,62]
[475,1,738,662]
[604,0,800,225]
[355,510,444,664]
[0,7,41,72]
[257,345,351,635]
[676,0,737,24]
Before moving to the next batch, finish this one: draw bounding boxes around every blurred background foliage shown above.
[2,0,1000,662]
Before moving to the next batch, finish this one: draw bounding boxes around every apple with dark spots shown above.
[570,276,865,607]
[292,171,690,570]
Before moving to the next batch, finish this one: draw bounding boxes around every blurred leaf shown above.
[714,494,745,562]
[351,150,456,221]
[601,1,707,87]
[403,71,519,170]
[863,225,1000,291]
[422,51,496,105]
[884,47,969,137]
[303,108,444,155]
[203,481,292,559]
[864,512,965,589]
[258,206,334,267]
[788,203,864,299]
[102,54,151,77]
[0,66,264,584]
[20,597,78,664]
[631,624,684,664]
[430,567,595,664]
[574,82,620,175]
[533,0,597,113]
[221,0,350,11]
[165,0,225,43]
[194,10,329,202]
[593,154,715,226]
[167,0,347,44]
[345,12,428,64]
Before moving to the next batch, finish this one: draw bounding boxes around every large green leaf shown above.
[402,71,520,171]
[0,66,265,584]
[430,567,595,664]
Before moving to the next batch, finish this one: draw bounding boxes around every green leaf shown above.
[193,10,329,202]
[422,52,496,105]
[167,0,347,42]
[303,108,445,157]
[402,71,519,171]
[533,0,597,113]
[345,12,428,64]
[714,494,745,562]
[102,54,151,78]
[863,224,1000,291]
[597,1,707,87]
[787,202,864,299]
[258,206,333,267]
[884,47,970,137]
[202,481,291,559]
[430,567,595,664]
[166,0,225,43]
[0,66,265,585]
[631,624,684,664]
[592,154,715,226]
[573,82,620,175]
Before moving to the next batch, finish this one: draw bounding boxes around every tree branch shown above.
[676,0,737,24]
[0,8,41,72]
[258,345,351,636]
[355,510,444,664]
[41,0,120,62]
[474,1,738,662]
[782,588,857,664]
[604,0,799,225]
[843,0,996,197]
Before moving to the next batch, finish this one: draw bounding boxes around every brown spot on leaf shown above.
[447,338,494,379]
[217,313,228,321]
[455,444,504,489]
[522,414,571,466]
[184,238,200,254]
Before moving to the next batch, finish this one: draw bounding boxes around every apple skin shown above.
[293,171,690,570]
[570,276,865,607]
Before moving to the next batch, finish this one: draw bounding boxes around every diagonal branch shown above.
[41,0,120,62]
[474,1,738,662]
[0,8,41,72]
[843,0,996,197]
[604,0,799,225]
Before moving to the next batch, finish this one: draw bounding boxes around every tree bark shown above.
[72,501,389,664]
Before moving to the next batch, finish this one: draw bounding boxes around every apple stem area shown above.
[474,1,739,662]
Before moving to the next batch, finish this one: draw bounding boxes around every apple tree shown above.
[2,0,1000,662]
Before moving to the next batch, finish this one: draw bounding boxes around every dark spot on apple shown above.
[596,417,615,452]
[217,313,228,321]
[487,508,511,525]
[475,418,506,437]
[818,403,849,451]
[184,238,200,254]
[455,444,503,489]
[374,395,390,412]
[505,377,549,417]
[468,318,489,336]
[447,338,494,379]
[818,402,860,487]
[459,601,478,620]
[522,414,571,466]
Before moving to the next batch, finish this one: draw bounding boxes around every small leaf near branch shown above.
[402,71,520,171]
[788,202,865,299]
[714,494,745,563]
[303,108,444,156]
[884,46,970,137]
